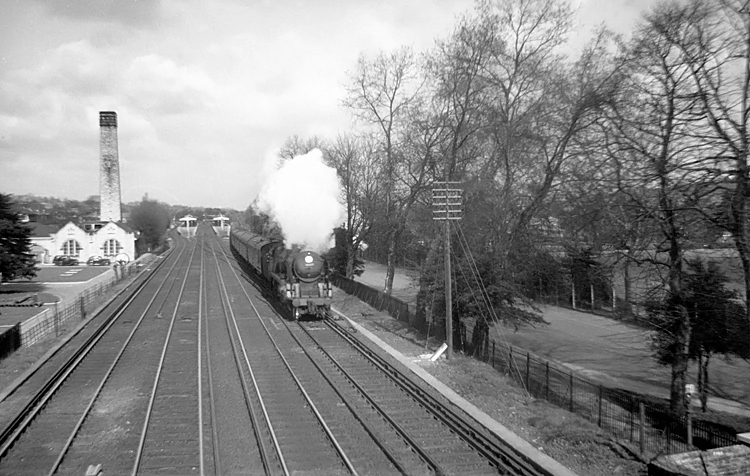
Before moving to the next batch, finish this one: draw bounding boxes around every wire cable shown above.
[453,223,530,395]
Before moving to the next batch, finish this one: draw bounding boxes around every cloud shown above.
[0,40,115,147]
[32,41,118,98]
[33,0,163,27]
[3,0,653,211]
[124,55,216,115]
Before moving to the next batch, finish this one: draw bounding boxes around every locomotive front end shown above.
[285,251,333,319]
[293,251,326,282]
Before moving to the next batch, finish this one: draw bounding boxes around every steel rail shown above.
[0,243,180,460]
[216,236,360,476]
[43,240,192,475]
[254,327,359,476]
[197,233,206,476]
[131,239,199,476]
[325,317,550,476]
[208,239,286,476]
[221,234,548,475]
[202,240,223,476]
[290,320,445,476]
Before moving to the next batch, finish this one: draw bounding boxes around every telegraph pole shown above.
[432,182,463,360]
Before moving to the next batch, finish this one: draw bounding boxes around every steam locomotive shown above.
[230,228,333,319]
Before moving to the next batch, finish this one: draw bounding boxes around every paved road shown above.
[354,260,419,304]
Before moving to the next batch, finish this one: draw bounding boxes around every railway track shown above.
[213,230,558,476]
[0,232,195,475]
[294,319,550,475]
[0,225,565,475]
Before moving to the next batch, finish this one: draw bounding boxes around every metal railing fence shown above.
[10,255,158,351]
[466,330,740,457]
[331,274,417,329]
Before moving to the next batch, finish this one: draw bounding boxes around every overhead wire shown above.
[452,252,491,355]
[453,222,530,396]
[453,227,496,323]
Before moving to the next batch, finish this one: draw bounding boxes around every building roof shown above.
[27,222,60,237]
[114,221,135,233]
[78,220,135,234]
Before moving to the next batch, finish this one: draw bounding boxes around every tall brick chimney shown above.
[99,111,122,222]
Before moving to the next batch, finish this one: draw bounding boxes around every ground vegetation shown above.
[129,196,171,254]
[647,259,750,412]
[0,193,36,283]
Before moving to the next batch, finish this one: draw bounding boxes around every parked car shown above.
[87,256,111,266]
[53,255,79,266]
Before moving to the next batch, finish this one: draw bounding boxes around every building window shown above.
[102,239,122,257]
[62,239,82,256]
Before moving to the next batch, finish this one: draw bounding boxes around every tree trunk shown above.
[345,227,360,279]
[345,249,356,279]
[623,256,632,316]
[571,279,576,309]
[471,318,489,359]
[700,353,710,413]
[383,227,399,294]
[697,351,704,412]
[669,305,691,417]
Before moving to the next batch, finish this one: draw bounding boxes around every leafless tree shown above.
[343,47,427,293]
[325,133,381,278]
[603,0,720,414]
[426,12,495,181]
[453,0,621,272]
[652,0,750,322]
[278,134,328,161]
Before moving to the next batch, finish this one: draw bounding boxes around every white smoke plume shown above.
[256,148,344,252]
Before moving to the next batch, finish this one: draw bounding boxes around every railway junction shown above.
[0,225,578,476]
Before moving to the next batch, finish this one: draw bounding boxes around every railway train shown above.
[230,228,333,319]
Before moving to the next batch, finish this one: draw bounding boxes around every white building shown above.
[177,214,197,238]
[211,214,231,237]
[30,221,136,264]
[27,110,136,264]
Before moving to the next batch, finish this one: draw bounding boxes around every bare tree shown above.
[603,1,719,415]
[652,0,750,322]
[343,47,426,293]
[454,0,621,275]
[278,134,328,161]
[325,133,381,278]
[426,12,495,180]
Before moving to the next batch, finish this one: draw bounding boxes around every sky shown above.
[0,0,657,210]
